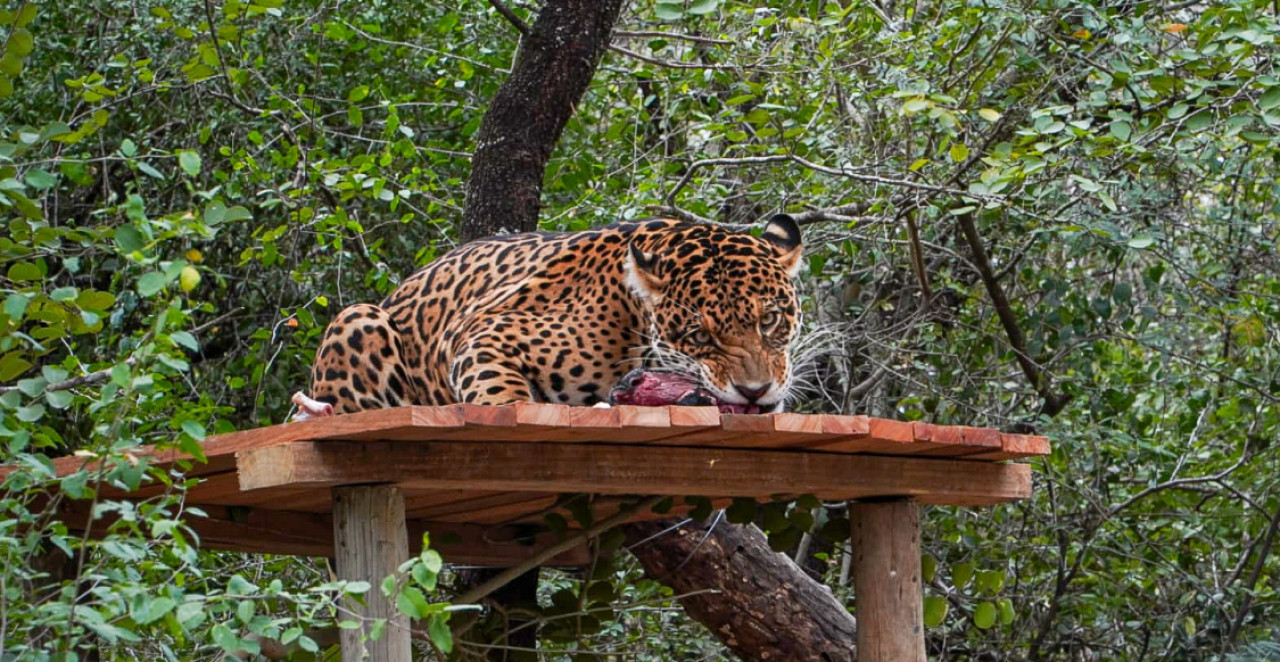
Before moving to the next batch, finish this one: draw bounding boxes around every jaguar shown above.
[293,216,804,419]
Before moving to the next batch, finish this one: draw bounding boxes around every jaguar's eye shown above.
[761,311,781,330]
[687,329,713,346]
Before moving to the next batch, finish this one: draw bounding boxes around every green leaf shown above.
[923,596,948,627]
[0,353,32,382]
[0,52,23,76]
[9,28,33,56]
[236,599,255,624]
[687,0,721,15]
[767,527,802,552]
[1098,190,1118,212]
[654,1,683,20]
[120,138,137,157]
[227,574,257,595]
[998,598,1015,625]
[1260,86,1280,110]
[50,286,77,302]
[76,290,115,312]
[14,4,36,28]
[171,331,199,351]
[17,404,44,422]
[686,496,712,521]
[973,601,998,629]
[978,107,1001,122]
[348,85,370,102]
[427,614,453,654]
[181,420,206,440]
[396,586,430,619]
[922,554,938,583]
[422,549,443,574]
[1127,235,1155,249]
[136,272,170,297]
[4,293,29,321]
[949,143,969,162]
[903,98,929,114]
[178,150,201,177]
[725,497,756,524]
[45,389,72,409]
[137,597,176,625]
[951,562,974,590]
[7,261,41,281]
[24,167,56,189]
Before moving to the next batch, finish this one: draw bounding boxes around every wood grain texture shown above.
[236,440,1033,506]
[851,499,926,662]
[333,486,412,662]
[6,407,1050,490]
[54,500,587,565]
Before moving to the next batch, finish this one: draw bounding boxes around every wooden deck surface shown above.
[19,404,1049,565]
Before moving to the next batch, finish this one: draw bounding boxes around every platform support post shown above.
[850,498,925,662]
[333,486,412,662]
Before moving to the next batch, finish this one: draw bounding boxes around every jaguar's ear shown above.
[625,240,666,302]
[762,214,803,278]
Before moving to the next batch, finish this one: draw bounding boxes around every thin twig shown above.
[455,496,665,605]
[486,0,529,36]
[614,30,733,45]
[1227,497,1280,645]
[609,44,744,71]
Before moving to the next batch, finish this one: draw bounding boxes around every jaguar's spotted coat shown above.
[304,216,804,415]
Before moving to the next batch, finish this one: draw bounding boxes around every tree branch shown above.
[455,496,664,605]
[614,29,733,45]
[955,212,1069,421]
[485,0,529,36]
[461,0,626,242]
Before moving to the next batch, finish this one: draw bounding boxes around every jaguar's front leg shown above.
[449,335,539,406]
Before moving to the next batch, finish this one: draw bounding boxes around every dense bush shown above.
[2,0,1279,659]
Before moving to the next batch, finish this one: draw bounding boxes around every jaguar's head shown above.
[625,215,803,413]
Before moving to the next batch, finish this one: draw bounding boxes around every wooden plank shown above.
[411,491,558,522]
[237,440,1033,506]
[909,423,1003,458]
[333,486,412,662]
[651,411,843,449]
[851,499,925,662]
[55,500,588,565]
[812,417,915,454]
[968,432,1052,460]
[441,494,562,524]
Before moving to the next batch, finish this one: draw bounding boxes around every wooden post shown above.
[333,486,412,662]
[850,499,925,662]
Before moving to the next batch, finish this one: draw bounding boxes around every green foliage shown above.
[1,0,1280,659]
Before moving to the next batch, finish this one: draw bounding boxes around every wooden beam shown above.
[237,441,1032,506]
[851,499,925,662]
[53,500,588,566]
[333,486,412,662]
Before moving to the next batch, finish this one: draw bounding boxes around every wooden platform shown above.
[33,403,1048,566]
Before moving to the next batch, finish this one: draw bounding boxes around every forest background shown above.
[2,0,1280,660]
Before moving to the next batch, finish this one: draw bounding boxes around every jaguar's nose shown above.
[734,383,770,403]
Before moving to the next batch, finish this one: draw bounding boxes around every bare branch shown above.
[614,30,733,45]
[486,0,530,37]
[608,44,745,71]
[956,212,1070,421]
[454,496,665,605]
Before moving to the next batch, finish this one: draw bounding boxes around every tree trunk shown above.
[625,518,858,662]
[461,0,626,243]
[457,3,861,661]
